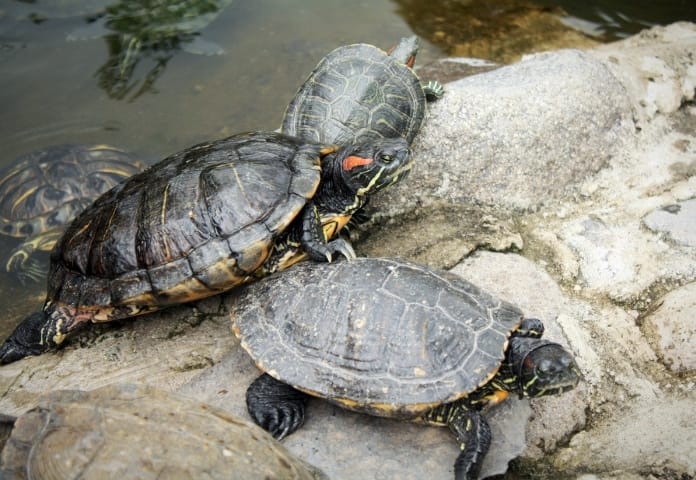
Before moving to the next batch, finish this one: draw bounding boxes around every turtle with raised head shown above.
[282,36,444,146]
[0,132,412,364]
[231,257,581,480]
[0,144,145,283]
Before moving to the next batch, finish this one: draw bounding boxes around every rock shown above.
[0,383,324,480]
[2,22,696,480]
[372,48,635,213]
[589,22,696,125]
[643,199,696,247]
[641,282,696,373]
[554,395,696,477]
[0,303,235,416]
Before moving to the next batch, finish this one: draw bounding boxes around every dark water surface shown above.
[0,0,693,344]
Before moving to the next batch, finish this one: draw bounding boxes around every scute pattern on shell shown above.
[0,144,144,239]
[46,132,324,313]
[282,44,426,145]
[0,384,321,480]
[232,258,524,418]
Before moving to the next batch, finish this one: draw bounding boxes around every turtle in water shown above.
[282,35,444,146]
[0,383,325,479]
[231,258,581,480]
[0,144,145,283]
[0,131,412,364]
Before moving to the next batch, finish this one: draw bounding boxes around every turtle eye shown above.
[380,154,393,163]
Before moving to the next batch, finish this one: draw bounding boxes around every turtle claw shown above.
[246,374,308,440]
[327,238,356,262]
[424,80,445,101]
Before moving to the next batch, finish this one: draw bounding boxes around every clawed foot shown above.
[246,374,308,440]
[308,238,356,263]
[424,80,445,102]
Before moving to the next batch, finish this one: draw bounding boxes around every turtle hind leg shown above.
[246,373,309,440]
[0,311,54,364]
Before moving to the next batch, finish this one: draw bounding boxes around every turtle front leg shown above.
[299,203,355,262]
[246,373,309,440]
[0,312,55,364]
[423,80,445,102]
[423,404,491,480]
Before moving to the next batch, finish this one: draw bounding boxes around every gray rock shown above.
[589,22,696,125]
[371,48,635,212]
[641,282,696,373]
[643,199,696,247]
[554,395,696,477]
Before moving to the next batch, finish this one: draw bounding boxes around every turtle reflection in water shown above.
[231,258,581,480]
[0,384,324,479]
[0,144,144,283]
[0,132,412,364]
[68,0,233,100]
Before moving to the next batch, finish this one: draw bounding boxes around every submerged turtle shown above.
[282,36,444,146]
[231,258,581,480]
[0,144,145,283]
[0,131,412,364]
[0,383,324,479]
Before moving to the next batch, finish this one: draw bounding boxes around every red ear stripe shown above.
[342,155,373,171]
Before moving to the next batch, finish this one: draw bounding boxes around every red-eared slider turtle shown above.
[0,144,145,283]
[0,383,324,479]
[231,258,581,480]
[282,36,444,146]
[0,131,412,364]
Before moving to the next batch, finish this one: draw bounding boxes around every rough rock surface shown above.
[1,22,696,480]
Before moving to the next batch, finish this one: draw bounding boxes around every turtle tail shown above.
[0,311,53,365]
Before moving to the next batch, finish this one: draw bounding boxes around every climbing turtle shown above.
[0,383,325,479]
[282,36,444,146]
[231,258,581,480]
[0,144,145,283]
[0,131,412,364]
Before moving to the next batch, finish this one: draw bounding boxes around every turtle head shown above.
[388,36,419,68]
[509,337,581,399]
[321,137,412,213]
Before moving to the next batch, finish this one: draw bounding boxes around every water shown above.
[0,0,692,366]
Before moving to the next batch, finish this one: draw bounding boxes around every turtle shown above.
[281,36,445,146]
[0,383,325,479]
[0,131,412,364]
[0,144,145,283]
[230,257,581,480]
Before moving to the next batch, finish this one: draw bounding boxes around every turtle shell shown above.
[281,42,427,145]
[46,131,329,318]
[0,383,322,480]
[0,144,144,240]
[232,257,524,418]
